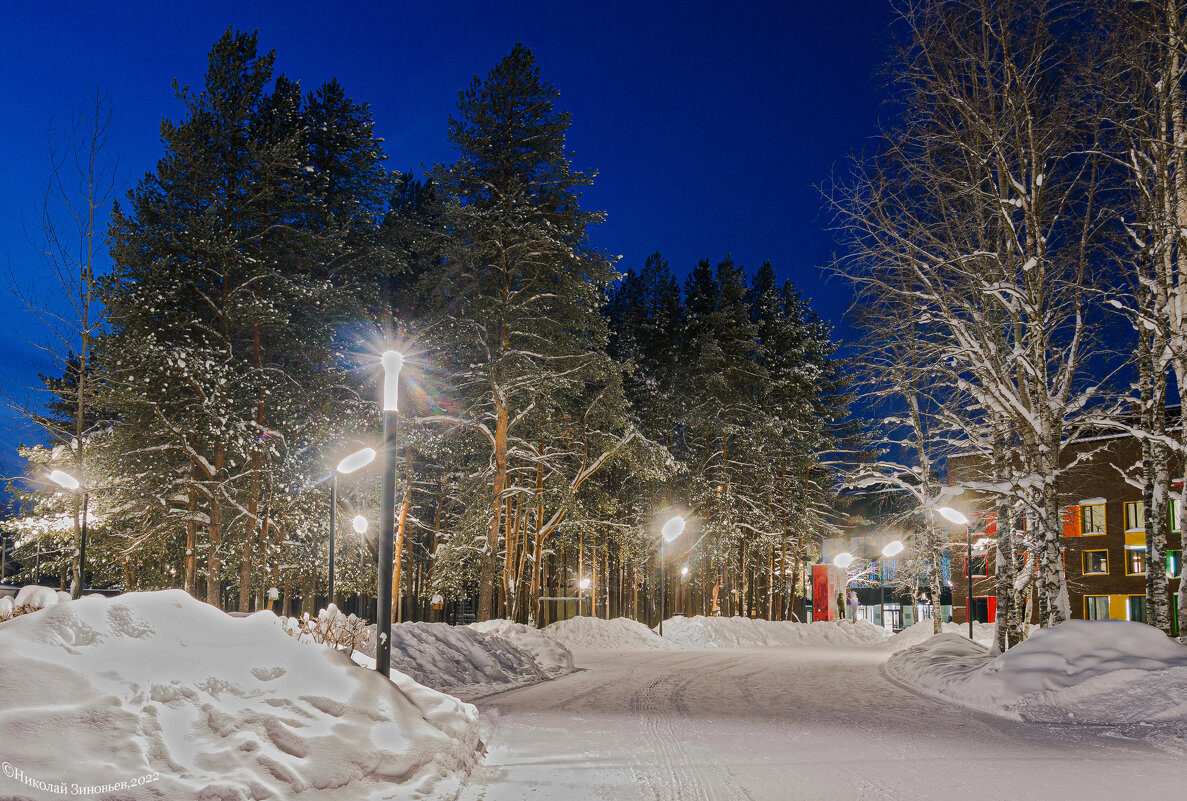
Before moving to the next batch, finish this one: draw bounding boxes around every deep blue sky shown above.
[0,1,895,477]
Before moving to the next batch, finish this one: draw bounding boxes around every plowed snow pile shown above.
[660,615,890,648]
[543,615,679,650]
[362,620,575,698]
[886,620,1187,727]
[885,620,995,652]
[0,590,480,801]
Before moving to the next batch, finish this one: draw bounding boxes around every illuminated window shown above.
[1124,501,1145,531]
[1127,548,1146,575]
[965,554,989,578]
[1082,549,1108,575]
[1169,550,1182,579]
[1084,595,1109,620]
[1172,499,1181,533]
[1080,504,1106,535]
[1128,596,1146,623]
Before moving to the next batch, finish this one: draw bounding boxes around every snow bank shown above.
[660,615,890,648]
[885,620,995,652]
[543,615,680,650]
[13,584,62,610]
[886,621,1187,726]
[363,620,575,699]
[470,619,574,677]
[0,590,481,800]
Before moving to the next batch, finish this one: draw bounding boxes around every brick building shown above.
[947,432,1183,635]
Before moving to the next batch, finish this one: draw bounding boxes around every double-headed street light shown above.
[936,505,972,639]
[328,447,376,604]
[49,470,87,599]
[376,350,404,677]
[658,515,686,636]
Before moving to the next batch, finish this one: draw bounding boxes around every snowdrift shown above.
[660,615,890,648]
[0,590,481,801]
[886,620,1187,727]
[362,619,575,699]
[543,615,680,650]
[885,620,996,652]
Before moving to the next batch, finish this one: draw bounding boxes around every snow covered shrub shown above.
[283,603,371,656]
[0,585,67,621]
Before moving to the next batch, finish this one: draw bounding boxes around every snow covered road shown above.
[459,646,1179,801]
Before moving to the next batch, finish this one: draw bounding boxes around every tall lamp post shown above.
[328,447,376,604]
[376,350,404,677]
[881,539,904,631]
[49,470,87,598]
[937,506,972,639]
[658,515,686,636]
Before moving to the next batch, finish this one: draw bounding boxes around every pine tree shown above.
[423,44,627,620]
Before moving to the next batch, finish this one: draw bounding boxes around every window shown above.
[1124,501,1145,532]
[1172,499,1181,533]
[1082,549,1109,575]
[1128,596,1147,623]
[1127,547,1146,575]
[1080,504,1106,535]
[1084,595,1110,620]
[1169,550,1182,579]
[966,554,989,578]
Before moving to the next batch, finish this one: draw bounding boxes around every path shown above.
[458,646,1179,801]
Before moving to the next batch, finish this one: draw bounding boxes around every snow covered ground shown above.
[360,619,575,700]
[0,590,481,801]
[886,620,1187,738]
[884,619,996,651]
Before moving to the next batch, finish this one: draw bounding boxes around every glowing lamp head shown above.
[833,551,854,569]
[337,447,376,475]
[681,566,689,577]
[578,577,591,591]
[661,515,686,543]
[937,506,969,526]
[352,515,368,534]
[381,350,404,411]
[882,540,904,558]
[49,470,80,491]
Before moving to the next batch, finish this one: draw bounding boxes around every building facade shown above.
[947,434,1183,635]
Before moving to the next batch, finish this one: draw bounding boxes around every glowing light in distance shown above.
[681,566,689,577]
[937,506,969,526]
[352,515,368,534]
[49,470,80,490]
[882,540,904,558]
[661,515,686,543]
[833,551,854,569]
[337,447,376,474]
[578,577,591,590]
[381,350,404,411]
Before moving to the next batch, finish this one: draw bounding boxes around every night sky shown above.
[0,1,895,478]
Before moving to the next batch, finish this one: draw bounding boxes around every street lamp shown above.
[376,350,404,677]
[328,447,376,604]
[658,515,686,636]
[880,539,903,631]
[936,506,972,639]
[578,577,592,617]
[49,470,87,599]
